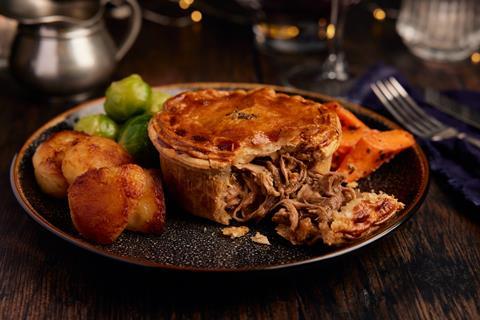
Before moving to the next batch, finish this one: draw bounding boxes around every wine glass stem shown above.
[322,0,349,81]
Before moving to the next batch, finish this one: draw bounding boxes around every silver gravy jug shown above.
[7,0,141,97]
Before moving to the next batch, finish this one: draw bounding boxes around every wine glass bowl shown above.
[283,0,360,96]
[236,0,360,96]
[236,0,334,53]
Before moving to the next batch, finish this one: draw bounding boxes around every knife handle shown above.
[458,133,480,149]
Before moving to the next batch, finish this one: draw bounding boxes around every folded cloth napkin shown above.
[344,63,480,207]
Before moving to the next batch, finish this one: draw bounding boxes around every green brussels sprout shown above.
[104,74,152,122]
[74,114,119,139]
[146,90,171,115]
[117,114,157,165]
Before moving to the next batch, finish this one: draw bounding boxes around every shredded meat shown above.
[225,153,403,245]
[224,175,242,211]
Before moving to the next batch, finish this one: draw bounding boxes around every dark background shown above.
[1,2,479,319]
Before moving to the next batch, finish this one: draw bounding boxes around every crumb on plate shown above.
[222,226,250,239]
[346,181,358,188]
[251,232,270,245]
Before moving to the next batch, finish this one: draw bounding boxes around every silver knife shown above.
[423,88,480,131]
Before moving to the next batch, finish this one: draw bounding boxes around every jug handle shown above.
[110,0,142,61]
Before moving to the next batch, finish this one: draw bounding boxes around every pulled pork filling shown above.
[225,153,401,245]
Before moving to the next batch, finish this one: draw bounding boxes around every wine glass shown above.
[236,0,334,54]
[283,0,360,96]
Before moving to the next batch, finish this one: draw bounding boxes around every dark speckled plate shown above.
[11,83,429,272]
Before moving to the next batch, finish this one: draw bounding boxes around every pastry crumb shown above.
[222,226,250,239]
[251,232,270,245]
[346,181,358,188]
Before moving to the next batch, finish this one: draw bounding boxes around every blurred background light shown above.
[471,52,480,64]
[373,8,386,21]
[190,10,202,22]
[326,24,335,40]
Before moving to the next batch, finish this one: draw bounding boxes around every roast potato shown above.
[68,164,146,244]
[127,169,166,234]
[62,135,133,184]
[32,130,88,198]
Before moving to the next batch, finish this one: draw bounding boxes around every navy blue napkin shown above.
[344,64,480,207]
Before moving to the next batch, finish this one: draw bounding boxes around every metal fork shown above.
[371,77,480,149]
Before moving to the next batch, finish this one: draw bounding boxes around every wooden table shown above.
[1,7,479,319]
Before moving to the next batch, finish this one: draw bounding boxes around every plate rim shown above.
[11,82,430,272]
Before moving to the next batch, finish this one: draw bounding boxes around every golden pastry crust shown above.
[149,88,341,165]
[221,226,249,239]
[251,232,271,245]
[148,88,342,225]
[148,88,403,245]
[157,148,233,224]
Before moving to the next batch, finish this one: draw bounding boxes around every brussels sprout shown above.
[74,114,119,139]
[104,74,152,122]
[117,114,157,165]
[146,90,171,115]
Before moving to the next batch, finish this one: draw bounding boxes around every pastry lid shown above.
[148,88,341,165]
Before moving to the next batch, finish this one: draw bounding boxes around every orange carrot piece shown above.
[337,129,415,182]
[327,101,372,170]
[324,102,369,130]
[332,127,374,170]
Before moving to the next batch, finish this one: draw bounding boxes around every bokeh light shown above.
[471,52,480,64]
[373,8,386,21]
[326,24,335,39]
[191,10,202,23]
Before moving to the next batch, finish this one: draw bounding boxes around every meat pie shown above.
[148,88,403,245]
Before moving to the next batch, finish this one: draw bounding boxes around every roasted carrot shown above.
[337,129,415,182]
[324,101,369,130]
[327,101,373,169]
[332,127,375,170]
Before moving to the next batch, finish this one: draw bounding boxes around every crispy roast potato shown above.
[68,164,146,244]
[32,131,88,198]
[68,165,167,244]
[62,135,133,184]
[127,169,166,234]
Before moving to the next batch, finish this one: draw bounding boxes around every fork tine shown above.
[371,82,425,136]
[388,77,445,130]
[381,79,440,134]
[375,81,432,135]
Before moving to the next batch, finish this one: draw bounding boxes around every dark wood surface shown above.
[1,6,479,320]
